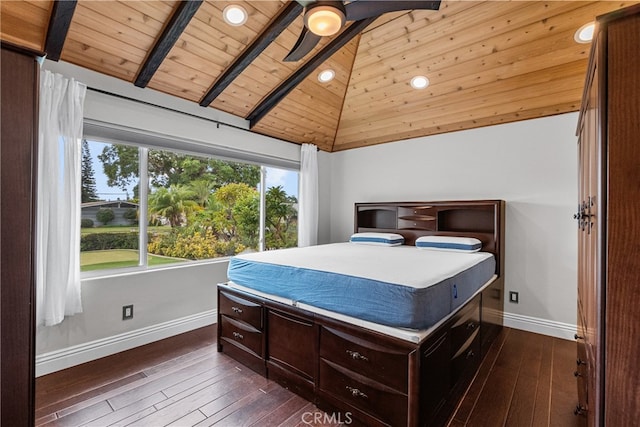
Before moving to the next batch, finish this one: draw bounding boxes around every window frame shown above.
[80,130,299,279]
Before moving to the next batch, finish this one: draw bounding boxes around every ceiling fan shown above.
[284,0,442,61]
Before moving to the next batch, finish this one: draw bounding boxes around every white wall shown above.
[36,61,302,374]
[35,262,227,375]
[325,113,578,337]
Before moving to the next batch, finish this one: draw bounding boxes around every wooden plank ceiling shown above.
[1,0,638,152]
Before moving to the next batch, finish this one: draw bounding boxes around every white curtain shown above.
[298,143,319,247]
[36,71,86,326]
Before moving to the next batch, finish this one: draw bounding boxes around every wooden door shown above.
[584,52,601,427]
[575,32,602,426]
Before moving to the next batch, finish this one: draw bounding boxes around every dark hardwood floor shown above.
[35,326,585,427]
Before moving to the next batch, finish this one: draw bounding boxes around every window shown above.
[80,139,298,273]
[264,167,298,250]
[81,140,141,272]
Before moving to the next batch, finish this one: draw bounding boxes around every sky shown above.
[87,140,298,200]
[264,167,299,198]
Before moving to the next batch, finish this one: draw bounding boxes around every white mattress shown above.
[232,243,494,289]
[227,243,496,329]
[225,275,497,343]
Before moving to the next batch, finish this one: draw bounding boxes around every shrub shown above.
[80,218,94,228]
[81,232,139,251]
[96,208,115,225]
[147,228,244,260]
[123,208,138,225]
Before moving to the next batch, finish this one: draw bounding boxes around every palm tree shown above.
[266,186,297,248]
[190,179,214,207]
[210,183,257,241]
[148,185,198,227]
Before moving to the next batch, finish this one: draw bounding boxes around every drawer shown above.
[220,315,263,357]
[449,294,480,352]
[320,325,408,392]
[267,308,316,381]
[451,328,480,386]
[219,290,263,330]
[319,358,407,427]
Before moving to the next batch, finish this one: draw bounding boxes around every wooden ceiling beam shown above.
[44,0,77,61]
[199,1,303,107]
[134,0,203,88]
[247,17,375,128]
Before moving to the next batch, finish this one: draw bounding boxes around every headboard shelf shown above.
[356,206,397,229]
[437,208,495,233]
[355,200,505,276]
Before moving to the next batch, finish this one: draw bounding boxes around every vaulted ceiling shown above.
[1,1,637,152]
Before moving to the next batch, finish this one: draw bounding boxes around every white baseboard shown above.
[35,310,217,377]
[503,311,576,340]
[35,309,573,377]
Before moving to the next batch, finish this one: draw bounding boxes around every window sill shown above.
[80,256,231,281]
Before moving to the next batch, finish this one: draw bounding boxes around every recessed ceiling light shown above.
[223,5,247,26]
[318,69,335,83]
[575,22,595,43]
[410,75,430,89]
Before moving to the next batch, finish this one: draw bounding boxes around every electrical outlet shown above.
[122,304,134,320]
[509,291,519,304]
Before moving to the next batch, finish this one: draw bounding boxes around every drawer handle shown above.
[346,350,369,361]
[466,321,477,330]
[466,350,475,359]
[576,358,586,366]
[574,334,584,340]
[231,306,243,314]
[574,370,582,378]
[232,332,244,340]
[574,404,586,416]
[345,386,368,399]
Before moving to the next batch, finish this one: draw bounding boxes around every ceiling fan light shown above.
[304,3,346,37]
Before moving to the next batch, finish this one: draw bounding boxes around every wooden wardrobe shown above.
[575,5,640,426]
[0,44,39,426]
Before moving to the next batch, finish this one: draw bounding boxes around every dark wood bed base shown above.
[217,200,505,426]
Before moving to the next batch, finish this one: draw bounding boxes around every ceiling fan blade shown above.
[345,0,441,21]
[283,26,322,62]
[295,0,316,6]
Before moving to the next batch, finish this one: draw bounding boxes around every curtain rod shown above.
[87,86,252,134]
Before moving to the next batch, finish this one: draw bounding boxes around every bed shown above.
[217,200,505,427]
[227,243,496,330]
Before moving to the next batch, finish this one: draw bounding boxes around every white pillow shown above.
[350,232,404,246]
[415,236,482,252]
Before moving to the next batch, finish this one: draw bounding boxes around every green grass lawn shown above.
[81,249,186,272]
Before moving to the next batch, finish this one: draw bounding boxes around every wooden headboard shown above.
[354,200,506,276]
